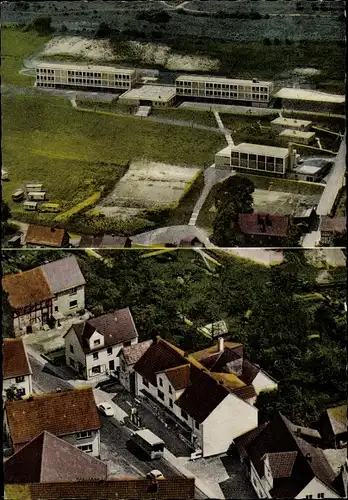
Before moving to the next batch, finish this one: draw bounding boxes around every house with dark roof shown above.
[319,405,347,449]
[4,388,101,457]
[4,478,196,500]
[118,339,153,393]
[320,216,346,246]
[234,413,344,499]
[3,339,32,402]
[237,213,292,246]
[63,308,139,381]
[132,337,272,458]
[4,431,107,483]
[78,234,131,248]
[2,256,85,335]
[24,225,69,248]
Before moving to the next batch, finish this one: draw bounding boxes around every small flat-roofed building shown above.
[319,216,346,245]
[271,117,312,131]
[119,85,176,107]
[273,87,345,114]
[35,62,137,92]
[215,142,296,175]
[176,75,273,106]
[279,129,316,145]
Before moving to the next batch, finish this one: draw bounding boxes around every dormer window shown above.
[94,339,100,346]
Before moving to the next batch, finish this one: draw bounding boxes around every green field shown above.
[150,108,218,127]
[1,26,50,86]
[2,94,225,215]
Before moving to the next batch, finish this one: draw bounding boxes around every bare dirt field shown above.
[97,160,201,216]
[40,36,219,72]
[252,188,321,215]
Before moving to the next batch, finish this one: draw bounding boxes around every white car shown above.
[146,470,164,480]
[97,402,115,417]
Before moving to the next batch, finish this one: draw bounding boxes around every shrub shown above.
[54,192,101,222]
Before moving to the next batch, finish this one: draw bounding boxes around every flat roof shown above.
[119,85,176,102]
[215,145,233,156]
[274,87,345,103]
[134,429,164,446]
[36,62,136,74]
[271,117,312,127]
[176,75,272,86]
[294,165,323,174]
[279,129,315,139]
[231,142,290,158]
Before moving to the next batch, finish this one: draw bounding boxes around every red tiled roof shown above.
[4,431,107,483]
[25,225,67,248]
[5,388,100,447]
[265,451,298,478]
[3,339,32,379]
[320,216,346,233]
[2,268,52,310]
[27,478,195,499]
[241,413,339,498]
[68,308,138,354]
[232,385,257,400]
[133,338,187,387]
[163,364,191,391]
[238,213,290,237]
[121,340,153,366]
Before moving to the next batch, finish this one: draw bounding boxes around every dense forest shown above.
[2,249,346,427]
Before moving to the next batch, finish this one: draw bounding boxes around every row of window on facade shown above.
[37,68,131,79]
[176,88,268,99]
[176,81,269,92]
[65,78,130,86]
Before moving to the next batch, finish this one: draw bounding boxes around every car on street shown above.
[97,402,115,417]
[146,470,164,480]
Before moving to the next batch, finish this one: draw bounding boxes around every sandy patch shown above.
[101,160,200,209]
[42,36,115,60]
[293,67,321,76]
[41,36,219,71]
[220,248,284,266]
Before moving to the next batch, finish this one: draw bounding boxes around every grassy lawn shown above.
[150,108,217,128]
[1,26,50,86]
[2,94,225,216]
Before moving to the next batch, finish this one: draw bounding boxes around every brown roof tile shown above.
[25,225,67,248]
[163,364,191,391]
[265,451,298,478]
[27,478,195,499]
[79,234,129,248]
[5,388,100,447]
[121,340,153,366]
[320,216,346,233]
[232,385,257,400]
[242,413,339,498]
[176,370,230,423]
[2,268,52,310]
[133,338,187,387]
[3,339,32,379]
[4,431,107,483]
[69,308,138,354]
[238,213,290,237]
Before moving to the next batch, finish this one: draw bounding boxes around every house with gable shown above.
[319,405,347,449]
[64,308,138,381]
[118,339,153,393]
[133,337,277,458]
[4,387,101,457]
[2,256,85,335]
[3,339,33,401]
[4,431,107,483]
[234,413,345,499]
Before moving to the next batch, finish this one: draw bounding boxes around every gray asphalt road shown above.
[29,355,74,394]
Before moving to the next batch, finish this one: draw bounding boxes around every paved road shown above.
[28,350,207,498]
[316,136,346,216]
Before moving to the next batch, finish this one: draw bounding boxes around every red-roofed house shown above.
[3,339,32,401]
[118,340,153,393]
[63,308,139,381]
[4,388,101,456]
[132,337,276,457]
[238,213,291,246]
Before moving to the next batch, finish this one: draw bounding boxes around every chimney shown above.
[306,453,312,462]
[218,337,224,353]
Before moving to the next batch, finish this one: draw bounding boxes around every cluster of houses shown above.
[2,256,347,499]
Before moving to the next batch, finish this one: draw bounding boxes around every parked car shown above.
[97,402,115,417]
[146,470,164,480]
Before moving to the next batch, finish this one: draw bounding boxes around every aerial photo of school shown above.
[1,1,347,499]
